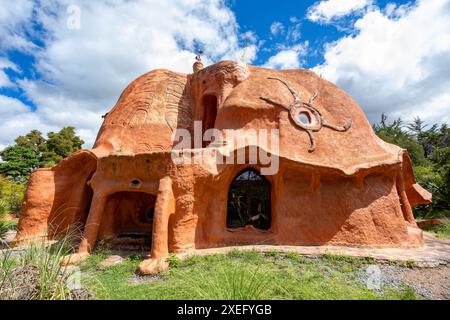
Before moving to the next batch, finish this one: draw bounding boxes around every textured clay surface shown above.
[14,61,432,274]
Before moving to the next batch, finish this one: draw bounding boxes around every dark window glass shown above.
[227,169,271,230]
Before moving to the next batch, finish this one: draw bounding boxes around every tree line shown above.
[373,114,449,218]
[0,127,84,182]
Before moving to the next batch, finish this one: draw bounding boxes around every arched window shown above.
[202,94,218,148]
[227,168,271,230]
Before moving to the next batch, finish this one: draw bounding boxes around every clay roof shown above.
[92,62,404,175]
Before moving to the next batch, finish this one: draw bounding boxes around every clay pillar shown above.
[138,176,174,275]
[396,174,416,225]
[78,193,108,254]
[150,176,175,259]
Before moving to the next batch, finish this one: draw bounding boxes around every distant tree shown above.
[39,127,84,167]
[14,130,46,152]
[0,145,40,182]
[0,126,85,180]
[373,114,428,166]
[407,117,428,137]
[375,115,450,219]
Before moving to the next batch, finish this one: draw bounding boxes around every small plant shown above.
[395,260,416,269]
[264,250,279,258]
[94,240,112,258]
[0,249,15,293]
[0,200,9,240]
[168,254,180,268]
[284,252,300,260]
[0,222,8,241]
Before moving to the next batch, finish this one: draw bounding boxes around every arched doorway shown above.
[227,168,271,230]
[99,191,156,249]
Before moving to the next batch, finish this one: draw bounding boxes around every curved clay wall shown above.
[14,61,432,275]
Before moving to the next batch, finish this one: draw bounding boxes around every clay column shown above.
[138,176,174,275]
[60,192,107,266]
[78,193,108,253]
[396,174,416,225]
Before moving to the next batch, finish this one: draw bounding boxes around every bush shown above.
[414,166,450,219]
[374,116,449,219]
[0,175,25,217]
[0,233,92,300]
[0,200,8,240]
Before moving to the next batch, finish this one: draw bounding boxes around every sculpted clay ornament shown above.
[261,77,352,152]
[13,60,431,275]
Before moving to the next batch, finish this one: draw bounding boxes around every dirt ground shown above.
[379,265,450,300]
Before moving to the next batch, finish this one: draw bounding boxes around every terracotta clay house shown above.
[14,59,431,274]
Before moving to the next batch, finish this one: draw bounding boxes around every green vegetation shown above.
[80,251,416,300]
[0,200,8,240]
[0,175,25,217]
[0,127,84,182]
[373,115,450,219]
[422,220,450,239]
[0,236,82,300]
[0,175,25,235]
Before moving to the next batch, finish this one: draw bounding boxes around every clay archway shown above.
[227,168,272,230]
[98,191,157,248]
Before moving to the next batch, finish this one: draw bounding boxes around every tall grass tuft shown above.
[0,200,8,240]
[0,229,84,300]
[186,264,270,300]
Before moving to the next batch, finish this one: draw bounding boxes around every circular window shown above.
[130,179,141,187]
[298,112,311,125]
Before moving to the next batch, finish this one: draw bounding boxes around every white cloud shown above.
[263,44,308,69]
[313,0,450,125]
[0,0,36,52]
[286,21,301,43]
[0,0,256,149]
[307,0,373,23]
[270,21,284,36]
[0,58,18,87]
[0,95,55,151]
[241,31,258,44]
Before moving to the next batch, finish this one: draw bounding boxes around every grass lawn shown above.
[80,250,416,300]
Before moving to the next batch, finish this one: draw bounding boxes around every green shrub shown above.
[0,232,84,300]
[422,220,450,239]
[168,254,181,268]
[0,176,25,217]
[0,200,8,240]
[414,166,450,219]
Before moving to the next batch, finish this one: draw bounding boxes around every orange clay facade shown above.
[13,60,432,274]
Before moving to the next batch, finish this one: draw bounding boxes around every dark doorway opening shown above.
[100,191,156,250]
[227,168,271,230]
[202,94,218,147]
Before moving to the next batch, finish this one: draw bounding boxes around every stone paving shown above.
[176,232,450,267]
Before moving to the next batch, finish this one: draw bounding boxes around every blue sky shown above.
[0,0,449,149]
[230,0,410,67]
